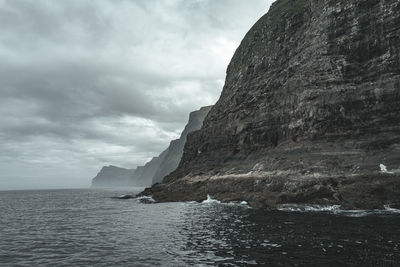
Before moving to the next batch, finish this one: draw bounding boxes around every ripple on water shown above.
[0,189,399,266]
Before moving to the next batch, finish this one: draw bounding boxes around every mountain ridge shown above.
[140,0,400,209]
[91,106,212,187]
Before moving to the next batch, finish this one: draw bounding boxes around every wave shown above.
[277,204,400,217]
[200,195,250,208]
[277,204,340,212]
[202,195,221,204]
[135,195,156,204]
[384,205,400,213]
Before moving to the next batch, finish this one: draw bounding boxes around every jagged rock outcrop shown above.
[152,106,213,184]
[141,0,400,209]
[91,106,212,188]
[91,165,135,187]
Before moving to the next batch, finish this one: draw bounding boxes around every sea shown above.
[0,188,399,266]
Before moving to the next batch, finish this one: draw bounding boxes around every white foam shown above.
[334,210,374,217]
[225,200,250,208]
[277,203,400,217]
[336,208,400,217]
[185,197,249,207]
[277,204,340,212]
[384,205,400,213]
[380,164,394,174]
[202,195,221,204]
[135,195,155,203]
[261,240,282,248]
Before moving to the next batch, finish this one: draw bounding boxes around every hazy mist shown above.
[0,0,273,190]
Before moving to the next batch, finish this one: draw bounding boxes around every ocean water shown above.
[0,189,399,266]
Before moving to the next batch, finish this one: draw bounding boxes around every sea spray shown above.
[380,164,394,174]
[136,195,156,204]
[202,195,221,204]
[384,205,400,213]
[277,204,341,212]
[277,203,400,217]
[200,195,250,207]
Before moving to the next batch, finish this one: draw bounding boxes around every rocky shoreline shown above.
[139,173,400,210]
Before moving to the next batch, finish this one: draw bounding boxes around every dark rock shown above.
[141,173,400,210]
[140,0,400,209]
[129,149,169,187]
[151,106,213,184]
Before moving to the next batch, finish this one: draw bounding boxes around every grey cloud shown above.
[0,0,273,189]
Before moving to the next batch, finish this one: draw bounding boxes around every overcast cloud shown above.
[0,0,273,189]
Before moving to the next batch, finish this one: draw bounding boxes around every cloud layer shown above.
[0,0,273,189]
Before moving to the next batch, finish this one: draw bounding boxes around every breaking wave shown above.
[277,204,341,212]
[199,195,249,207]
[384,205,400,213]
[135,195,156,204]
[202,195,221,204]
[277,204,400,217]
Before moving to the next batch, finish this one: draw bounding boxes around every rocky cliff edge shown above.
[140,0,400,209]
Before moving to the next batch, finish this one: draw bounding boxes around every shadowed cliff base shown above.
[141,173,400,209]
[140,0,400,208]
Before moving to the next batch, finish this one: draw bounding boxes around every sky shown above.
[0,0,274,190]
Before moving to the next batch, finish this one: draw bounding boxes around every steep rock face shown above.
[130,148,169,186]
[152,106,213,184]
[91,149,168,188]
[141,0,400,208]
[91,165,135,187]
[131,106,212,186]
[91,106,212,188]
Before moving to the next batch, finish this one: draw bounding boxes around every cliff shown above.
[91,106,212,188]
[140,0,400,209]
[152,105,213,184]
[130,148,169,186]
[91,165,135,187]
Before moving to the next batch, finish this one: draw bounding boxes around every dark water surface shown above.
[0,189,399,266]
